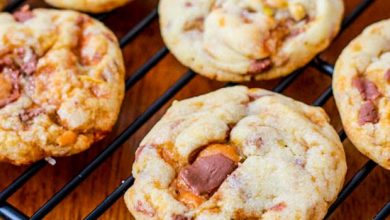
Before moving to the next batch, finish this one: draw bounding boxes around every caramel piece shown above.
[56,131,77,146]
[198,143,240,162]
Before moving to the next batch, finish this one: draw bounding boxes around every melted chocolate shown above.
[179,154,237,196]
[248,58,272,75]
[358,100,379,125]
[352,77,381,101]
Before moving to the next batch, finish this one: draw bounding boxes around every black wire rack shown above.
[0,0,389,219]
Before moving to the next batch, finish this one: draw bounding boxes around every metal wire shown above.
[0,0,388,220]
[312,58,334,76]
[125,47,169,89]
[374,202,390,220]
[341,0,374,29]
[84,177,135,220]
[313,86,333,107]
[273,68,304,93]
[119,8,158,48]
[324,160,377,219]
[0,202,28,220]
[0,160,45,202]
[4,0,25,12]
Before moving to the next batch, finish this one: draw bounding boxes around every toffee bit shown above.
[248,58,272,75]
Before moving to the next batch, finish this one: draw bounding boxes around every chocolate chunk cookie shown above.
[0,7,125,165]
[125,86,346,219]
[333,19,390,170]
[159,0,344,81]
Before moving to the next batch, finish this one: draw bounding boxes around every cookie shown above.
[333,19,390,170]
[44,0,129,13]
[125,86,346,219]
[159,0,344,81]
[0,7,125,165]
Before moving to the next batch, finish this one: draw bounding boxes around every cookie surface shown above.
[44,0,129,13]
[0,8,125,165]
[333,19,390,170]
[159,0,344,81]
[125,86,346,219]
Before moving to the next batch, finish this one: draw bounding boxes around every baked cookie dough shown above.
[0,7,125,165]
[45,0,129,13]
[159,0,344,81]
[333,19,390,170]
[125,86,347,219]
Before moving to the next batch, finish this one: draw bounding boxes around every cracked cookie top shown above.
[0,7,125,165]
[159,0,344,81]
[125,86,346,220]
[333,19,390,170]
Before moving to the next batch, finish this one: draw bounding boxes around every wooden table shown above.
[0,0,389,219]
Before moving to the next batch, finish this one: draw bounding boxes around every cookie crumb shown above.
[44,157,57,166]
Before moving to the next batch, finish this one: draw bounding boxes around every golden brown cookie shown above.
[45,0,129,13]
[333,19,390,170]
[159,0,344,81]
[0,7,125,165]
[125,86,347,219]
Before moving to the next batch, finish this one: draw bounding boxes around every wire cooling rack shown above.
[0,0,389,219]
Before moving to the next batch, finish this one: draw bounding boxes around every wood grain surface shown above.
[0,0,389,219]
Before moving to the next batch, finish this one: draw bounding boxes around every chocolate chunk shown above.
[358,101,379,125]
[248,58,272,75]
[184,2,192,7]
[289,27,304,38]
[183,17,204,32]
[179,154,237,196]
[173,214,192,220]
[19,108,44,122]
[16,47,37,75]
[352,77,381,101]
[240,11,253,23]
[385,69,390,82]
[269,202,287,212]
[134,200,155,217]
[13,5,34,23]
[0,47,37,75]
[245,134,263,149]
